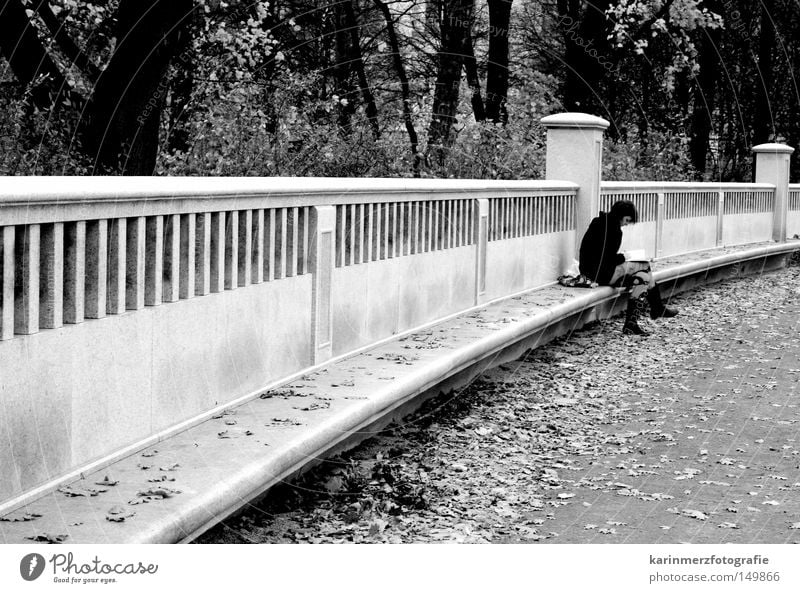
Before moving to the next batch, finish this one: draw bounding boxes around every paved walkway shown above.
[200,259,800,543]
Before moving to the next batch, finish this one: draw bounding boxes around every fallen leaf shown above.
[147,475,175,483]
[0,512,42,522]
[368,519,388,536]
[136,487,181,499]
[681,509,708,521]
[58,487,106,497]
[106,506,136,522]
[324,476,345,494]
[293,401,330,411]
[26,533,68,543]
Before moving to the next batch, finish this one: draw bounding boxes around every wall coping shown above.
[752,143,795,154]
[0,177,579,206]
[540,112,610,130]
[601,181,775,192]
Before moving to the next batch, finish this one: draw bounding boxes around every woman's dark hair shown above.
[609,200,638,223]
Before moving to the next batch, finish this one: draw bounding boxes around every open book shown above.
[623,249,651,262]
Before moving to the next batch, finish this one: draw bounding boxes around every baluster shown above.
[224,211,239,289]
[210,212,225,293]
[84,220,107,319]
[335,206,344,268]
[180,213,196,298]
[14,224,40,334]
[237,210,251,287]
[65,221,87,319]
[1,226,14,339]
[126,217,146,310]
[163,214,180,302]
[253,209,264,283]
[195,213,211,296]
[106,218,126,314]
[286,207,298,277]
[39,222,64,329]
[265,209,275,278]
[300,206,310,274]
[355,204,364,265]
[366,202,375,262]
[276,208,287,279]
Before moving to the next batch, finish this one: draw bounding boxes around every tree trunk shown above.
[753,0,774,146]
[427,0,473,169]
[485,0,511,123]
[343,0,380,139]
[81,0,195,175]
[372,0,421,176]
[333,2,357,135]
[463,31,485,122]
[688,11,721,178]
[559,0,612,113]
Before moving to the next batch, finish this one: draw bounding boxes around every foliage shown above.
[607,0,723,93]
[0,0,798,180]
[0,83,89,175]
[603,129,699,182]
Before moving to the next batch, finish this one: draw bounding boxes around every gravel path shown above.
[199,261,800,544]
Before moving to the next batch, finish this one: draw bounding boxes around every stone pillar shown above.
[540,113,610,252]
[753,143,794,242]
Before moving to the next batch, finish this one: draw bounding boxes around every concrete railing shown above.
[0,177,579,505]
[601,182,776,259]
[789,184,800,237]
[1,116,797,509]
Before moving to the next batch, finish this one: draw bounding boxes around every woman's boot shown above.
[623,296,649,335]
[647,283,678,319]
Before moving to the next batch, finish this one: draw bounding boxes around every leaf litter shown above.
[196,261,800,544]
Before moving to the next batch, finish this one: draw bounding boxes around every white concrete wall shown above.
[661,216,717,257]
[722,212,773,246]
[331,247,476,356]
[789,211,800,238]
[0,276,312,503]
[484,232,575,300]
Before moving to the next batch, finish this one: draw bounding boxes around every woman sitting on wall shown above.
[579,200,678,335]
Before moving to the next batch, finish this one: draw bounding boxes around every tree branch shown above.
[31,0,101,83]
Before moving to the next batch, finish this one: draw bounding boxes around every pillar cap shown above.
[540,112,610,131]
[752,143,794,154]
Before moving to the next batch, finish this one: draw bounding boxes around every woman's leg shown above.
[610,263,652,335]
[609,262,653,298]
[647,282,679,318]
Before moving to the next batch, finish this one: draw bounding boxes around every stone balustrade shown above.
[0,116,797,509]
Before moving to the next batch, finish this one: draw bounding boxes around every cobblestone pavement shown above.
[200,261,800,544]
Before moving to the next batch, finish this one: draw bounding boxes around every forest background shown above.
[0,0,798,182]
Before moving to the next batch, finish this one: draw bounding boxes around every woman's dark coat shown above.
[579,211,625,285]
